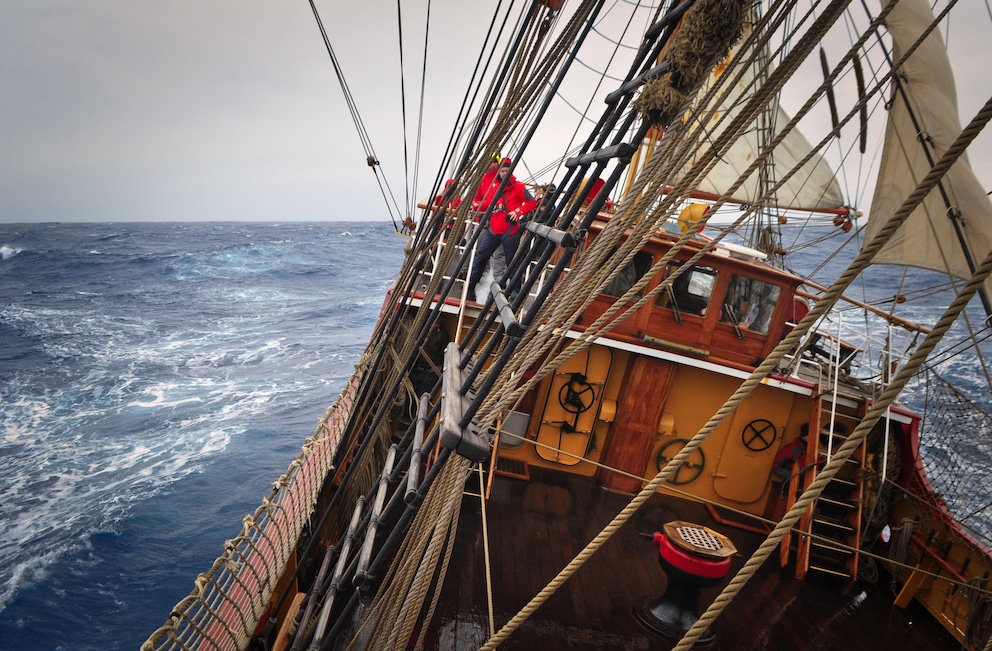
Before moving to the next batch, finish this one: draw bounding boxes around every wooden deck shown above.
[423,467,957,650]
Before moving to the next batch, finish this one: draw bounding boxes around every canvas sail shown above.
[672,21,845,212]
[866,0,992,293]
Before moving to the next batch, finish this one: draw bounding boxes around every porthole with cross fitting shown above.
[740,419,777,452]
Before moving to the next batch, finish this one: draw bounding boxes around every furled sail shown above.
[673,20,845,212]
[866,0,992,290]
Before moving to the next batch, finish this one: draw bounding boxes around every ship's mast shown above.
[745,43,786,264]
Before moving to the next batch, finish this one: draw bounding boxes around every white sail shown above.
[866,0,992,289]
[674,21,845,212]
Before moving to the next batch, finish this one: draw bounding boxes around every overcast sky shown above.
[3,1,991,224]
[0,1,489,223]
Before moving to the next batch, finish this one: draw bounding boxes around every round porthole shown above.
[741,419,776,452]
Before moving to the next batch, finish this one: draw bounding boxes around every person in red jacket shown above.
[433,179,462,211]
[772,425,808,482]
[466,158,537,302]
[471,157,501,212]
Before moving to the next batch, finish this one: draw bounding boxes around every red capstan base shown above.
[634,523,736,647]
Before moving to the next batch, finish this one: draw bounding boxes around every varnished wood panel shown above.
[597,357,677,494]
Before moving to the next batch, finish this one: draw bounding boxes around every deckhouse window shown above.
[603,250,654,298]
[657,264,718,316]
[720,275,781,334]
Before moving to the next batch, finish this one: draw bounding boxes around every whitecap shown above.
[126,386,203,409]
[0,546,67,612]
[0,245,21,260]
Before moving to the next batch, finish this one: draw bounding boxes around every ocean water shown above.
[0,222,405,650]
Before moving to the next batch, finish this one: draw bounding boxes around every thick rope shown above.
[345,454,470,650]
[481,87,992,650]
[477,0,861,429]
[387,460,466,648]
[676,248,992,649]
[412,481,464,651]
[670,90,992,646]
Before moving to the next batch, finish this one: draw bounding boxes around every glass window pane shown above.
[656,264,717,316]
[720,275,781,334]
[603,251,654,298]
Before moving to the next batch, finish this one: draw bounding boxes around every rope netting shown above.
[140,373,362,651]
[914,367,992,548]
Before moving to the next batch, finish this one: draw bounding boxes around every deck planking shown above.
[423,468,958,650]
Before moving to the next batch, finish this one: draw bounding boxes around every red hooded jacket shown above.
[473,166,537,236]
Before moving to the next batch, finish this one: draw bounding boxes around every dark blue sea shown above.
[0,222,405,650]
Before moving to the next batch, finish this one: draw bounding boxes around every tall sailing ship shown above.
[145,0,992,649]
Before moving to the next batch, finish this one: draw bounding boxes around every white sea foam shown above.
[0,222,410,640]
[2,400,51,444]
[0,398,240,613]
[0,547,64,612]
[125,385,203,409]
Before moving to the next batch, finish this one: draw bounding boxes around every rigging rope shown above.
[481,2,992,647]
[308,0,405,231]
[408,0,432,224]
[330,3,609,647]
[672,89,992,651]
[395,0,412,226]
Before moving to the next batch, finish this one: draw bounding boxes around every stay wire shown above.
[395,0,412,224]
[308,0,404,230]
[408,0,433,221]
